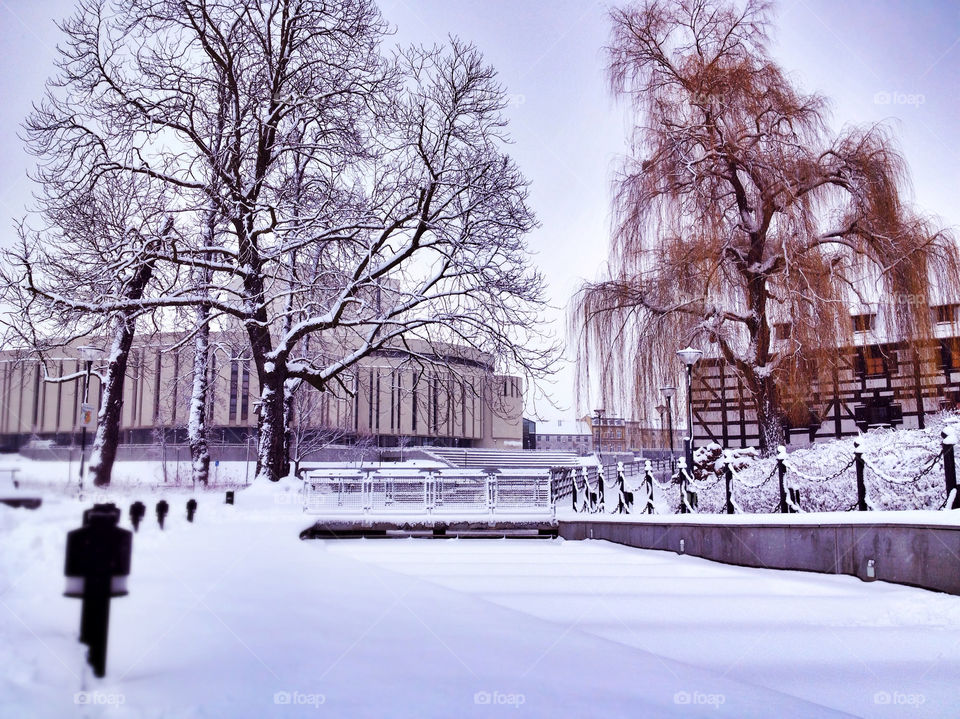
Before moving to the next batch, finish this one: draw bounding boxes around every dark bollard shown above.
[723,451,735,514]
[225,491,234,505]
[776,446,788,514]
[943,428,958,509]
[643,461,655,514]
[156,500,169,529]
[64,503,132,678]
[129,501,146,532]
[854,438,867,511]
[186,498,197,522]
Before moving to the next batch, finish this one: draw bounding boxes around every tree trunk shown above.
[89,254,156,486]
[282,378,295,478]
[88,325,136,487]
[755,376,787,455]
[188,304,211,486]
[255,364,288,482]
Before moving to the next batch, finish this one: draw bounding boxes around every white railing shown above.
[303,468,555,522]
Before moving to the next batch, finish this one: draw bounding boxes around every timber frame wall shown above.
[692,338,960,449]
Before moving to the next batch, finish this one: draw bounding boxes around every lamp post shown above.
[77,345,104,494]
[676,347,703,472]
[593,408,605,461]
[660,386,677,472]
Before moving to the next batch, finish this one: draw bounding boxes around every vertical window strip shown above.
[229,359,239,423]
[240,361,250,421]
[153,350,162,422]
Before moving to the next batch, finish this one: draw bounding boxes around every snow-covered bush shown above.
[725,412,960,513]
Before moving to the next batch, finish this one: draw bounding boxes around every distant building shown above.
[522,418,537,449]
[0,333,524,452]
[532,419,593,455]
[591,415,673,455]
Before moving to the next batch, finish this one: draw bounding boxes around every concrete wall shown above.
[559,519,960,596]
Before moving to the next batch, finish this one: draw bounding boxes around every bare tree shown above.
[574,0,959,452]
[11,0,554,483]
[2,168,173,486]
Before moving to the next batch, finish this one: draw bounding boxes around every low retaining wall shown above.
[559,520,960,595]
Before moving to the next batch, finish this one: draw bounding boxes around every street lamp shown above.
[77,345,104,493]
[676,347,703,472]
[593,408,605,461]
[659,385,677,472]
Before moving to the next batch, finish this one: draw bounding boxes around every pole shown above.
[776,446,788,513]
[684,363,694,471]
[854,438,867,511]
[666,396,675,474]
[943,428,957,509]
[723,451,734,514]
[78,359,92,493]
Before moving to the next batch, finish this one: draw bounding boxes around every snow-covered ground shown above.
[2,471,959,718]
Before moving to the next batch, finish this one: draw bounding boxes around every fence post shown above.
[776,445,788,513]
[723,450,734,514]
[854,438,867,511]
[596,464,605,513]
[644,460,655,514]
[677,457,688,514]
[615,461,626,514]
[943,427,958,509]
[571,468,578,512]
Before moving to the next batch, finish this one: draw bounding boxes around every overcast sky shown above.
[0,0,957,423]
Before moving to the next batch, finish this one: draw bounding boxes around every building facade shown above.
[0,333,523,452]
[531,418,593,454]
[691,308,960,448]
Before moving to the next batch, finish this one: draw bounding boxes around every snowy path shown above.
[1,488,958,717]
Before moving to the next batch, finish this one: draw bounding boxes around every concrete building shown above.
[0,333,523,452]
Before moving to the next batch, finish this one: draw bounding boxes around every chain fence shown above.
[552,427,960,516]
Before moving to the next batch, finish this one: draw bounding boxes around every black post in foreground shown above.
[64,503,131,678]
[156,500,169,529]
[186,498,197,522]
[723,453,735,515]
[854,439,867,512]
[943,428,958,509]
[776,446,788,514]
[129,501,145,531]
[643,461,655,514]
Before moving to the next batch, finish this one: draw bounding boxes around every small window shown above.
[852,314,875,333]
[773,322,793,341]
[933,305,958,324]
[941,338,960,371]
[857,345,896,378]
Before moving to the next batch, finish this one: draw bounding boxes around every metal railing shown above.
[303,468,555,521]
[553,426,960,516]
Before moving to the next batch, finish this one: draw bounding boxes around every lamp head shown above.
[676,347,703,367]
[77,345,104,362]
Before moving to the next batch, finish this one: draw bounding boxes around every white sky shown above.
[0,0,957,423]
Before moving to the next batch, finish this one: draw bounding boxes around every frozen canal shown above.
[2,484,959,717]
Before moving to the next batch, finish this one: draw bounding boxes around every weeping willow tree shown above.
[574,0,959,453]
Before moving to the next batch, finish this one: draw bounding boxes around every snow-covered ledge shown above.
[559,513,960,596]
